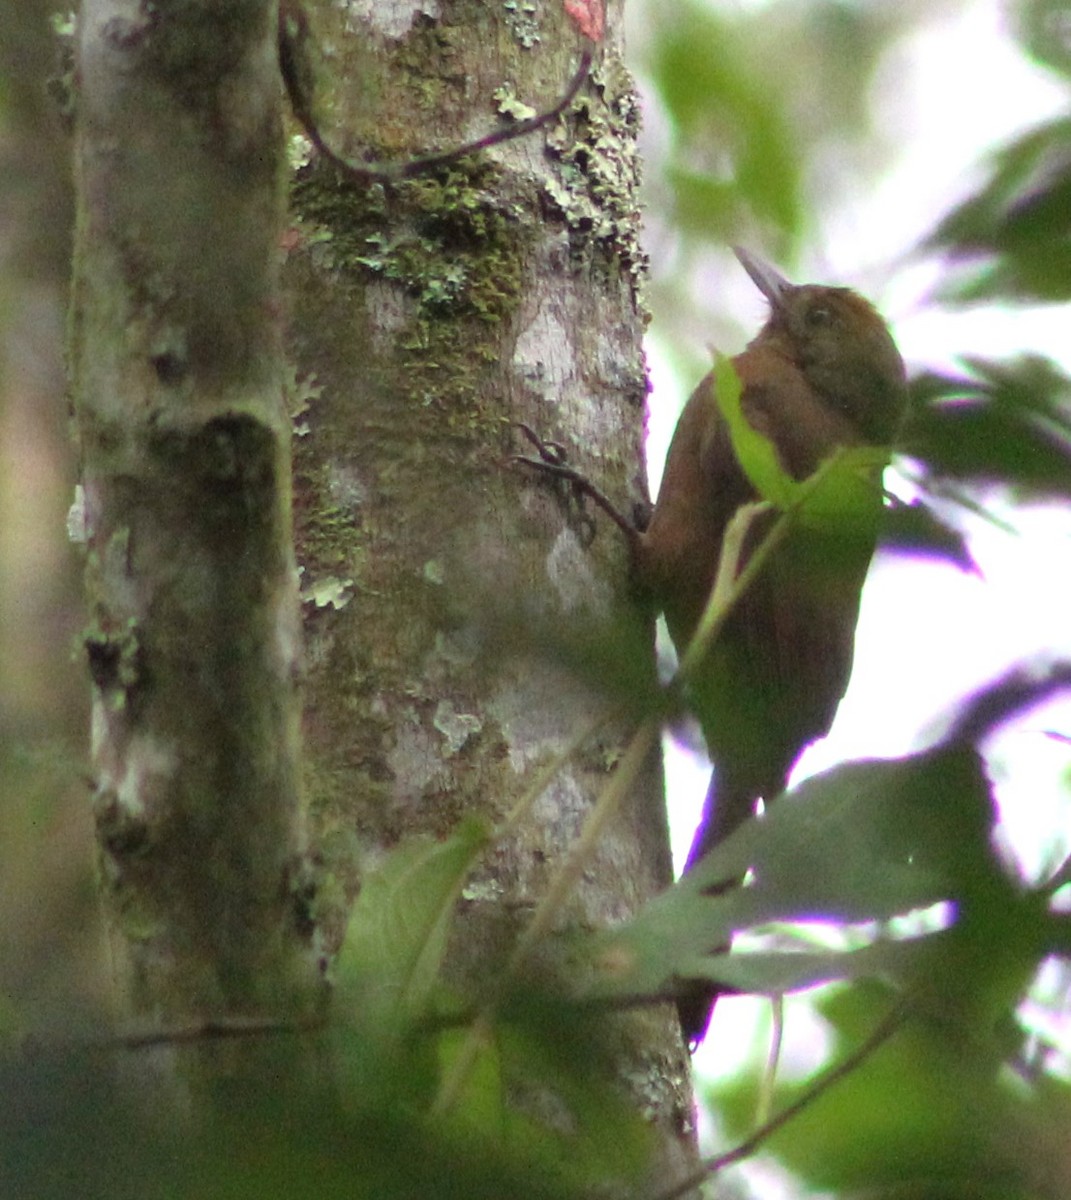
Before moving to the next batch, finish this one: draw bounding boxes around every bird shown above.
[635,249,906,1041]
[516,248,907,1044]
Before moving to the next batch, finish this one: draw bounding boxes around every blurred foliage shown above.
[1017,0,1071,76]
[928,0,1071,304]
[0,1034,612,1200]
[2,819,653,1200]
[929,115,1071,304]
[640,0,909,260]
[712,980,1071,1198]
[905,355,1071,497]
[647,1,803,247]
[589,671,1063,1011]
[7,0,1071,1198]
[879,497,977,569]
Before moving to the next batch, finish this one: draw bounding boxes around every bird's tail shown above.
[677,765,785,1045]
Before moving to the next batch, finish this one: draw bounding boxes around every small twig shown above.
[503,718,662,979]
[281,11,594,185]
[495,704,620,845]
[652,996,911,1200]
[677,449,858,689]
[16,1014,327,1059]
[896,466,1018,535]
[674,500,775,686]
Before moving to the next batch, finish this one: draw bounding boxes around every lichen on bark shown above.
[284,0,696,1173]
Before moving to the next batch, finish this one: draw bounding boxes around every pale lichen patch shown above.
[511,298,575,396]
[547,526,612,615]
[339,0,440,41]
[433,698,483,755]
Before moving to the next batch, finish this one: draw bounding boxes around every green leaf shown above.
[586,746,1000,1002]
[793,444,888,535]
[712,351,795,508]
[927,116,1071,304]
[335,817,490,1034]
[879,498,978,571]
[712,351,889,536]
[711,981,1026,1196]
[452,989,656,1187]
[692,930,954,997]
[905,357,1071,499]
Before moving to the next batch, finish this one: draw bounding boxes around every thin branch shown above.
[495,703,621,844]
[431,716,663,1116]
[16,1014,327,1060]
[651,997,910,1200]
[505,718,662,976]
[107,1015,309,1049]
[673,499,774,684]
[676,448,860,688]
[896,465,1018,535]
[280,11,594,185]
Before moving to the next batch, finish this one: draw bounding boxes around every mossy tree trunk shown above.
[69,0,321,1025]
[67,0,696,1173]
[286,0,696,1174]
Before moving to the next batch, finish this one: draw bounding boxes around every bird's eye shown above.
[806,305,835,327]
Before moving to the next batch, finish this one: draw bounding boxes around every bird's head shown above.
[734,247,907,447]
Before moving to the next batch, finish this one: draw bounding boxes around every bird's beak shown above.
[733,246,793,309]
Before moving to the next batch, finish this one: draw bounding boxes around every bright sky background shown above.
[636,0,1071,1103]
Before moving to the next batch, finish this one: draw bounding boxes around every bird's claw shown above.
[513,422,569,467]
[511,423,583,487]
[512,423,601,544]
[511,422,639,546]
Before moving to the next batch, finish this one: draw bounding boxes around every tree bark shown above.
[285,0,697,1175]
[70,0,320,1022]
[0,0,101,1020]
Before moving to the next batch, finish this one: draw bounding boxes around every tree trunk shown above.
[286,0,697,1174]
[0,0,100,1021]
[70,0,321,1023]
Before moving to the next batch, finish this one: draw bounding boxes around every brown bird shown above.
[517,249,907,1043]
[635,249,906,1040]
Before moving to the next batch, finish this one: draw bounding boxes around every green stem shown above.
[432,716,661,1115]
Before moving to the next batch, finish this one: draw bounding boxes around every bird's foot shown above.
[512,423,639,544]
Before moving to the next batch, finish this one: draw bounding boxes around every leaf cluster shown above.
[628,5,1071,1195]
[1,813,653,1200]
